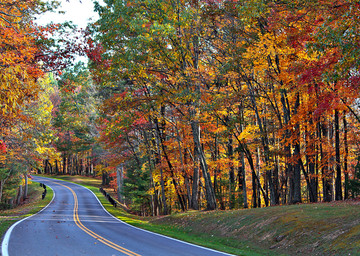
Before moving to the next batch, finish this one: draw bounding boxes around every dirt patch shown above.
[69,178,88,183]
[253,216,279,229]
[323,229,347,241]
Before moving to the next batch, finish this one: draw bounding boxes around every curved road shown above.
[2,176,234,256]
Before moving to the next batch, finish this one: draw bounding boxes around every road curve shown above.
[2,176,234,256]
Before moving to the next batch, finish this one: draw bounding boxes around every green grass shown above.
[40,175,360,256]
[41,175,260,255]
[0,182,53,237]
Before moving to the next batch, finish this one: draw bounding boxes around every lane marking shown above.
[1,178,56,256]
[25,177,233,256]
[53,181,141,256]
[84,186,236,256]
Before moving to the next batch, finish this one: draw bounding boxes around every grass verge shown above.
[0,182,53,238]
[41,175,360,256]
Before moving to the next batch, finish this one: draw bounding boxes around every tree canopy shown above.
[2,0,360,214]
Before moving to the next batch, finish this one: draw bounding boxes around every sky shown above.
[36,0,103,63]
[36,0,100,28]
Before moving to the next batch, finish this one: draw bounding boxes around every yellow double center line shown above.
[54,182,141,256]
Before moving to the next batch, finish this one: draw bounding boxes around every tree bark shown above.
[343,113,349,199]
[23,172,28,200]
[291,93,302,204]
[55,160,59,174]
[335,109,343,200]
[238,109,248,209]
[175,121,189,210]
[116,165,124,204]
[248,83,273,206]
[62,154,67,174]
[190,146,200,210]
[154,123,168,215]
[305,121,318,202]
[154,116,186,212]
[227,132,236,209]
[188,25,216,210]
[143,129,159,216]
[239,151,248,208]
[321,123,333,202]
[191,119,217,210]
[16,185,23,205]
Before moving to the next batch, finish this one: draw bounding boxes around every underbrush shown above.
[0,183,53,237]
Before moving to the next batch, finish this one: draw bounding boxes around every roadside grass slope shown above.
[42,175,360,256]
[0,183,53,237]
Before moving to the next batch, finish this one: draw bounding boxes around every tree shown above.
[0,0,93,206]
[51,63,98,175]
[83,0,360,215]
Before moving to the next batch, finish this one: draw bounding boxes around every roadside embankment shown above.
[40,175,360,256]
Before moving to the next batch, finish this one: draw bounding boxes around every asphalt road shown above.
[2,176,234,256]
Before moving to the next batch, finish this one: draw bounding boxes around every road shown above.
[2,176,234,256]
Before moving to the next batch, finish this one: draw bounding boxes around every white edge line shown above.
[33,177,236,256]
[1,179,55,256]
[84,185,236,256]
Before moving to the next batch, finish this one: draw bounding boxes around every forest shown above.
[1,0,360,216]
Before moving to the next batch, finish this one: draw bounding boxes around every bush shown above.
[0,202,12,210]
[347,156,360,198]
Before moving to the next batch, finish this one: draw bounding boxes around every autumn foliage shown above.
[84,0,360,215]
[0,0,89,207]
[2,0,360,215]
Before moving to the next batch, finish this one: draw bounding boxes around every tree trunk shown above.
[90,160,94,176]
[227,133,236,209]
[239,151,248,208]
[62,154,67,174]
[252,158,258,208]
[335,110,342,200]
[79,158,83,175]
[154,116,186,212]
[116,165,124,203]
[248,83,273,206]
[74,155,78,175]
[44,159,48,174]
[143,129,159,216]
[292,143,302,203]
[102,171,110,186]
[175,122,188,210]
[191,119,217,210]
[343,113,349,199]
[238,106,248,208]
[0,180,6,203]
[23,173,28,200]
[291,93,302,204]
[67,154,72,175]
[184,149,191,209]
[306,121,318,202]
[255,146,262,207]
[322,123,333,202]
[184,174,191,210]
[188,31,216,209]
[155,125,168,215]
[55,160,59,174]
[16,185,23,205]
[190,147,200,210]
